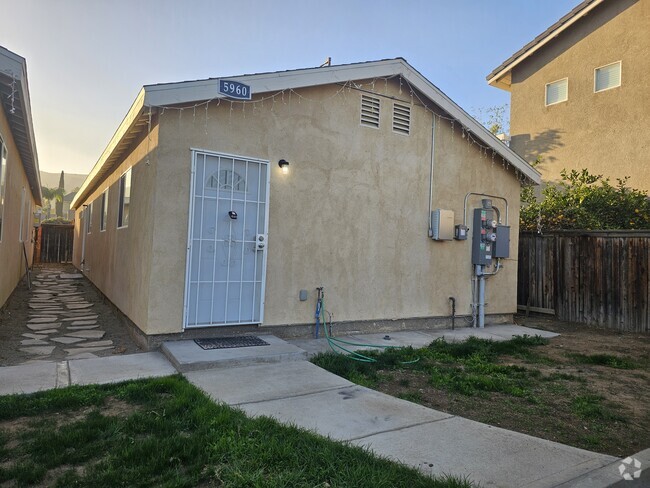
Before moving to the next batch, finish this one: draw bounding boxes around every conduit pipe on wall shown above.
[463,192,508,227]
[427,113,436,237]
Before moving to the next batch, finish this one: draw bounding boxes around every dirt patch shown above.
[0,264,142,365]
[374,316,650,457]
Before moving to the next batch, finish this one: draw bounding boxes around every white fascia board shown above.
[143,59,405,107]
[71,88,146,209]
[400,65,541,184]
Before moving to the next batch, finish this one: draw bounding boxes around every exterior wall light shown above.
[278,159,290,174]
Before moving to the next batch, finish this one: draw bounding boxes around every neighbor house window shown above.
[118,169,131,228]
[0,137,6,242]
[100,189,108,231]
[595,61,621,92]
[545,78,568,106]
[86,202,92,234]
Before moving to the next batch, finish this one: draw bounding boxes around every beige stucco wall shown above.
[146,79,523,334]
[73,126,159,333]
[0,104,37,307]
[509,0,650,190]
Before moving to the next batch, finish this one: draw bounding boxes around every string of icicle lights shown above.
[146,75,531,184]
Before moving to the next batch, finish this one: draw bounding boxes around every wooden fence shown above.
[34,224,74,264]
[518,231,650,333]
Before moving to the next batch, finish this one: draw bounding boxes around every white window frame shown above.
[594,61,622,93]
[0,135,7,243]
[545,78,568,106]
[19,187,25,242]
[86,202,93,234]
[100,188,108,232]
[117,168,132,229]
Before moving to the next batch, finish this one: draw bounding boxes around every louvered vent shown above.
[360,95,380,128]
[393,103,411,135]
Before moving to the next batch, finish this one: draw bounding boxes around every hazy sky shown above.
[2,0,578,175]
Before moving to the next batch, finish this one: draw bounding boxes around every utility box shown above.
[431,209,454,241]
[471,207,495,265]
[494,225,510,258]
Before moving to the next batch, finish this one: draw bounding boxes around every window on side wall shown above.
[545,78,568,106]
[595,61,621,93]
[118,169,131,228]
[0,137,7,242]
[100,189,108,231]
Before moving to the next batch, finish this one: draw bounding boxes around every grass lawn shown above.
[312,325,650,457]
[0,376,471,488]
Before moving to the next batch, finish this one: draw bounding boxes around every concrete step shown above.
[161,335,307,372]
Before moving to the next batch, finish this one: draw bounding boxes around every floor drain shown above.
[194,336,270,350]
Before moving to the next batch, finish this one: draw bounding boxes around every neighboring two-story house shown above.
[487,0,649,190]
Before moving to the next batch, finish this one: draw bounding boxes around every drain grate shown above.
[194,336,270,350]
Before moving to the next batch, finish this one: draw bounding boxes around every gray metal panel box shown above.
[431,209,454,240]
[494,225,510,258]
[472,208,494,265]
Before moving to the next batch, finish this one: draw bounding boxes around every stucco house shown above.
[487,0,650,190]
[71,58,540,347]
[0,46,41,308]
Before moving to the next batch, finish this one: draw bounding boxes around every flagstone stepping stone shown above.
[62,315,98,321]
[27,323,61,331]
[67,352,99,360]
[36,329,60,334]
[67,325,100,330]
[22,333,48,339]
[20,338,50,346]
[28,317,58,323]
[70,320,97,326]
[67,304,93,309]
[60,273,83,279]
[20,346,55,355]
[81,340,113,348]
[64,346,113,355]
[58,292,85,296]
[51,336,86,344]
[66,330,105,339]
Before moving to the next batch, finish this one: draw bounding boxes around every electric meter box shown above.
[472,207,495,265]
[494,225,510,258]
[431,209,454,241]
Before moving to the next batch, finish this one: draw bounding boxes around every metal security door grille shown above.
[184,151,269,328]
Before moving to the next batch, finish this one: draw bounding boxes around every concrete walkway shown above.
[0,324,641,487]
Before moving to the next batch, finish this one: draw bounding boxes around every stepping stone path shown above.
[18,268,115,361]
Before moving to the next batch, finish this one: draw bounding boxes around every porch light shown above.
[278,159,290,174]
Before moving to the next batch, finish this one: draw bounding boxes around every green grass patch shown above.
[571,394,626,421]
[568,353,638,369]
[0,376,470,488]
[312,335,551,399]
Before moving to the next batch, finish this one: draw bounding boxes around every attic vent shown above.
[393,103,411,135]
[360,95,380,128]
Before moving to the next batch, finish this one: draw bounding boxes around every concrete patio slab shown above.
[486,324,559,340]
[350,416,616,488]
[239,385,453,441]
[162,335,307,372]
[0,362,57,395]
[68,352,177,385]
[186,361,353,405]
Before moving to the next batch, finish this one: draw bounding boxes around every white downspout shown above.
[427,113,436,237]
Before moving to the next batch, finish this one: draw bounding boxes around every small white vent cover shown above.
[393,103,411,135]
[360,95,380,128]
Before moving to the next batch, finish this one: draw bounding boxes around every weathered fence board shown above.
[518,231,650,333]
[34,224,74,264]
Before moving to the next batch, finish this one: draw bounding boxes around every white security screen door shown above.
[184,150,270,328]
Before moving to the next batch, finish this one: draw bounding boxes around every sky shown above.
[1,0,579,175]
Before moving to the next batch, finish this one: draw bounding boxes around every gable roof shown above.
[0,46,41,205]
[72,58,540,209]
[487,0,604,90]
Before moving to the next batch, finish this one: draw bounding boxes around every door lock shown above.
[256,234,266,250]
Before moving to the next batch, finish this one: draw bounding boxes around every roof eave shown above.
[0,46,42,205]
